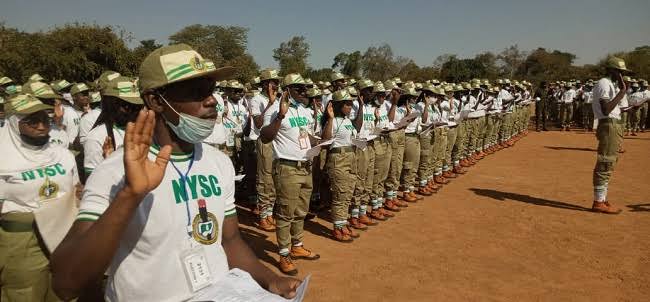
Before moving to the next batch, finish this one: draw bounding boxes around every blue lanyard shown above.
[169,155,195,237]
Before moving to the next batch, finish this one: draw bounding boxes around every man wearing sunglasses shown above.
[260,73,322,276]
[51,44,301,301]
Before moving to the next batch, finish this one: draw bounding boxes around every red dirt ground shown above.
[237,129,650,302]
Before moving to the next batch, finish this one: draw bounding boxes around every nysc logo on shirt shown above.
[288,117,309,128]
[21,163,67,181]
[171,174,222,204]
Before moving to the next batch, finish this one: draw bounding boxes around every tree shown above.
[273,36,310,75]
[518,47,576,82]
[332,51,362,78]
[169,24,258,82]
[361,43,398,81]
[304,67,334,83]
[130,39,163,73]
[497,44,527,78]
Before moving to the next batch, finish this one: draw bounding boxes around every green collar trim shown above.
[149,144,194,162]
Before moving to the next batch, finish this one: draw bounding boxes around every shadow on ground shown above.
[544,146,597,152]
[469,188,593,212]
[626,203,650,212]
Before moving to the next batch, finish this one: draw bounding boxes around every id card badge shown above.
[180,245,212,293]
[227,130,235,147]
[298,128,310,150]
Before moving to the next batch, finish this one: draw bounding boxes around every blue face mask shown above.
[159,94,215,143]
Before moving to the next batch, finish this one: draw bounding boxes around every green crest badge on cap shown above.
[138,43,235,92]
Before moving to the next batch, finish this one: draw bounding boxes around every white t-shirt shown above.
[263,102,315,161]
[83,124,126,174]
[0,146,78,213]
[403,105,421,134]
[204,93,227,146]
[562,89,576,104]
[249,93,273,141]
[61,105,80,143]
[359,103,378,140]
[628,91,645,106]
[49,125,70,148]
[592,77,621,120]
[79,108,101,144]
[225,99,248,136]
[78,143,236,302]
[329,117,357,149]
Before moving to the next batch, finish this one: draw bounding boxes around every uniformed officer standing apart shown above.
[590,56,630,214]
[534,81,549,131]
[261,73,321,275]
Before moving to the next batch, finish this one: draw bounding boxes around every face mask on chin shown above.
[159,94,216,144]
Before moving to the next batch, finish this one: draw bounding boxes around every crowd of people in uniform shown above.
[0,43,640,301]
[534,76,650,136]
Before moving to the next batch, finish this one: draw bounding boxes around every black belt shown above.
[405,133,418,137]
[276,158,311,168]
[329,146,355,154]
[0,212,35,232]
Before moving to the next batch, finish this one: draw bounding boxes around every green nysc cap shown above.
[138,43,235,92]
[103,76,144,104]
[5,93,53,116]
[22,81,61,99]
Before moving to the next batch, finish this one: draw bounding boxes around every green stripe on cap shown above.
[165,64,192,77]
[167,66,194,81]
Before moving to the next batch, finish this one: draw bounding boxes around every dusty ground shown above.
[237,129,650,302]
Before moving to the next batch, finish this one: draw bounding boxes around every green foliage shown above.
[273,36,310,75]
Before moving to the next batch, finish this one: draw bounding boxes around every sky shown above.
[3,0,649,69]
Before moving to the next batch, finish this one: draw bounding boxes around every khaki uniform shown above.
[256,139,276,219]
[433,127,448,175]
[352,146,374,217]
[416,131,434,186]
[273,160,313,251]
[401,134,421,191]
[372,136,391,208]
[0,213,60,302]
[385,130,405,197]
[444,126,458,171]
[326,148,357,227]
[592,119,623,199]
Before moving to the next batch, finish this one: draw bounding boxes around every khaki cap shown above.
[0,76,13,85]
[51,79,72,92]
[421,83,436,93]
[70,83,90,95]
[95,71,121,91]
[332,89,354,102]
[224,80,244,90]
[103,76,144,104]
[392,77,403,84]
[357,79,374,90]
[138,43,235,92]
[283,73,307,86]
[306,87,322,98]
[29,74,44,82]
[431,79,440,85]
[6,94,53,115]
[346,78,357,87]
[331,72,345,81]
[22,81,61,99]
[373,82,386,93]
[347,86,359,96]
[606,56,630,72]
[259,68,282,81]
[403,87,419,97]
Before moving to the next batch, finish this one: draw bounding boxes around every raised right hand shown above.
[122,110,171,197]
[279,91,289,116]
[267,82,277,105]
[390,90,400,105]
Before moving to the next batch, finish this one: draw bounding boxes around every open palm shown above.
[123,110,171,196]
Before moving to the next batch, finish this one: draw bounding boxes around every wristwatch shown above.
[276,113,285,121]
